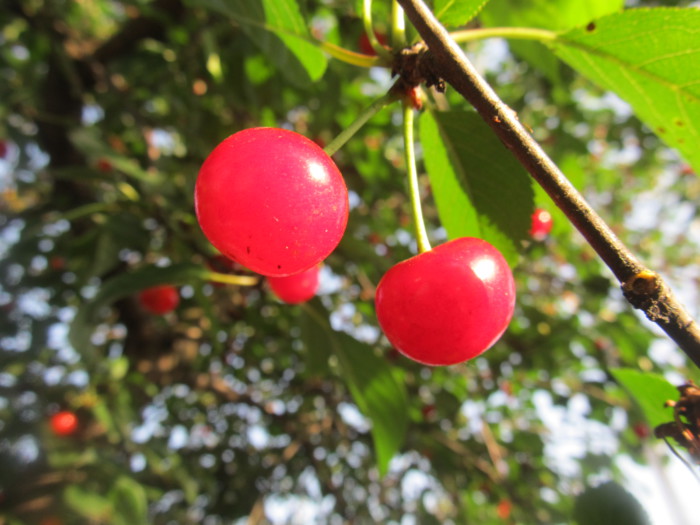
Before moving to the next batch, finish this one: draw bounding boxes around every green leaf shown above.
[551,8,700,173]
[300,305,333,377]
[479,0,624,82]
[434,0,491,28]
[70,128,161,184]
[198,0,326,87]
[110,476,149,525]
[573,481,651,525]
[69,263,214,353]
[303,300,408,476]
[48,448,98,468]
[419,110,533,265]
[482,0,623,30]
[64,485,113,520]
[610,368,678,428]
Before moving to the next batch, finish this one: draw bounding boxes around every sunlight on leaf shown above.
[551,8,700,172]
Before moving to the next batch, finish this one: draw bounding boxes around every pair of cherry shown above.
[194,128,517,366]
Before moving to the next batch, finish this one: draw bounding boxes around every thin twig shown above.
[663,438,700,485]
[396,0,700,368]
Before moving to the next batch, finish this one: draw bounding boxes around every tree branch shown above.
[396,0,700,368]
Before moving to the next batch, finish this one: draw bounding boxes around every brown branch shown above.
[396,0,700,368]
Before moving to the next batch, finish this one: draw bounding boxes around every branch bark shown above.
[396,0,700,368]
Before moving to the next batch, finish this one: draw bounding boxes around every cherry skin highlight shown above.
[530,208,553,240]
[138,285,180,315]
[375,237,516,366]
[50,411,78,436]
[268,264,320,304]
[195,128,349,277]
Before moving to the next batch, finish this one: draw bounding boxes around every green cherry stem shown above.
[323,90,398,157]
[363,0,393,61]
[318,41,383,68]
[403,102,431,254]
[203,271,259,286]
[450,26,557,45]
[391,0,407,48]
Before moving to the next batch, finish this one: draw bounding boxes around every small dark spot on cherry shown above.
[277,264,282,269]
[586,22,596,32]
[246,246,251,254]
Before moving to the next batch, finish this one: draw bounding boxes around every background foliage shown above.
[1,0,699,523]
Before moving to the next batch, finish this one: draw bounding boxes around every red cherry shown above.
[268,265,320,304]
[96,158,113,172]
[195,128,348,277]
[530,208,553,240]
[138,285,180,314]
[421,404,436,420]
[633,422,650,439]
[680,164,695,176]
[358,31,388,56]
[49,256,66,271]
[497,499,512,519]
[375,238,516,366]
[50,411,78,436]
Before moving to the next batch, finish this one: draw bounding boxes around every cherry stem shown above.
[318,41,382,68]
[203,271,259,286]
[403,102,432,254]
[397,0,700,368]
[391,0,407,48]
[363,0,393,61]
[323,90,398,157]
[449,26,556,45]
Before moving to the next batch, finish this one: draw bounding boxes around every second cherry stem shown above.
[403,103,432,253]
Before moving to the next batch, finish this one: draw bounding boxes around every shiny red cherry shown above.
[268,264,320,304]
[50,411,78,436]
[138,285,180,314]
[195,128,348,277]
[375,238,516,366]
[530,208,553,240]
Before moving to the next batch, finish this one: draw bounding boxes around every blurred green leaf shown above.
[551,8,700,173]
[574,481,651,525]
[198,0,326,87]
[48,449,98,469]
[611,368,678,427]
[110,476,149,525]
[303,300,408,476]
[64,485,113,520]
[69,262,212,352]
[300,304,333,376]
[419,109,533,265]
